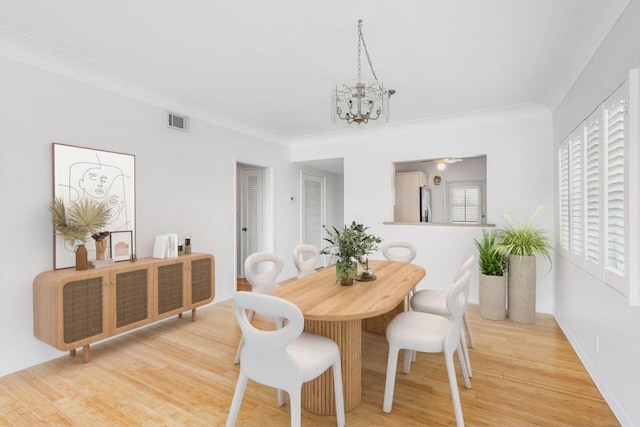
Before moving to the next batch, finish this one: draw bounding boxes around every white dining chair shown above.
[382,240,418,299]
[410,255,475,377]
[234,252,283,364]
[227,292,345,427]
[382,241,417,263]
[383,270,471,427]
[293,244,320,279]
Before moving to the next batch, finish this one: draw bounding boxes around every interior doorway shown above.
[301,172,326,269]
[236,163,273,278]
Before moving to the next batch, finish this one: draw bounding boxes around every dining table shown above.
[272,259,426,415]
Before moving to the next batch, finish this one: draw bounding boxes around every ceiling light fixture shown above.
[437,162,447,171]
[332,20,394,126]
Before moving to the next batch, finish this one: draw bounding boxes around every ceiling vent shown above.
[167,112,190,132]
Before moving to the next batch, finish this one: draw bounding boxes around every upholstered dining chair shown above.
[227,292,345,427]
[409,255,475,377]
[234,252,283,364]
[293,244,321,279]
[383,270,471,427]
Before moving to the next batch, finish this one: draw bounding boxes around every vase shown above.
[507,254,536,323]
[75,244,89,271]
[95,239,107,260]
[336,259,356,286]
[479,273,506,320]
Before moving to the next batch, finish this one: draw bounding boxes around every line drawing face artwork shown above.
[53,143,135,269]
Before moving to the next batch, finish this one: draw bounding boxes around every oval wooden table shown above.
[272,260,426,415]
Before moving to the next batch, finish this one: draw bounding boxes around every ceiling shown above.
[0,0,630,142]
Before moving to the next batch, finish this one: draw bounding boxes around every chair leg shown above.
[457,343,471,389]
[459,328,472,377]
[289,389,302,427]
[463,312,475,348]
[383,346,400,413]
[277,389,286,407]
[445,352,466,427]
[402,348,413,374]
[332,359,346,427]
[226,373,248,427]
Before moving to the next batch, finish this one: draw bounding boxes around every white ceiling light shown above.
[332,20,395,126]
[437,162,447,171]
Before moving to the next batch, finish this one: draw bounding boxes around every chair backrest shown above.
[233,291,304,387]
[244,252,283,295]
[293,244,320,279]
[444,269,471,354]
[454,255,475,299]
[382,241,417,263]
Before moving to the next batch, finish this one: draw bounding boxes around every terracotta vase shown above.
[75,244,89,271]
[95,239,107,260]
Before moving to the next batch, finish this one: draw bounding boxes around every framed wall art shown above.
[110,230,133,262]
[52,143,136,269]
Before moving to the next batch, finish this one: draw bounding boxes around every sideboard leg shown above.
[82,345,90,363]
[178,313,183,319]
[191,308,196,322]
[70,349,76,357]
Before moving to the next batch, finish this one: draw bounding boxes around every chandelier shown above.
[332,20,394,126]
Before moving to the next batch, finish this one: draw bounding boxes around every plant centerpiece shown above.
[474,229,508,320]
[493,206,553,323]
[49,198,111,270]
[320,221,382,285]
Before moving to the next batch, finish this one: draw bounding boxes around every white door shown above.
[301,173,326,268]
[239,167,264,277]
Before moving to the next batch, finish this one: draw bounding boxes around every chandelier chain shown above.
[357,19,379,82]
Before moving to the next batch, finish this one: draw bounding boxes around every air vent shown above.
[167,112,190,132]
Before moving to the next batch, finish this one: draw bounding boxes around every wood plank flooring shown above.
[0,294,618,426]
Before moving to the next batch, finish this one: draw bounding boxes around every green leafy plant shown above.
[474,229,507,276]
[321,221,382,284]
[49,197,111,246]
[493,206,553,267]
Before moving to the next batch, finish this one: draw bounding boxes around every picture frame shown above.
[110,230,134,262]
[52,143,135,269]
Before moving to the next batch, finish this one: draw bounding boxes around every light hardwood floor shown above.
[0,291,618,426]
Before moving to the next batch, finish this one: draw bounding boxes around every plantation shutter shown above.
[585,108,601,270]
[569,132,584,257]
[604,85,626,284]
[450,185,481,223]
[558,141,570,252]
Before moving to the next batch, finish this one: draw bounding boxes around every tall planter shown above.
[479,273,506,320]
[507,254,536,323]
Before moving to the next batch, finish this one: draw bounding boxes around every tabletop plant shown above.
[320,221,382,285]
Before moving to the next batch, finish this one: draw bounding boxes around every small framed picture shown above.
[110,230,133,262]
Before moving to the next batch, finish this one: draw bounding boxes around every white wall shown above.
[0,56,342,377]
[291,106,555,311]
[552,1,640,425]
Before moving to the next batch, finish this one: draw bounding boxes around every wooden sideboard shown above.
[33,253,215,362]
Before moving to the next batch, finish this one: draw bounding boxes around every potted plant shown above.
[49,198,111,270]
[474,229,507,320]
[493,206,553,323]
[320,221,382,285]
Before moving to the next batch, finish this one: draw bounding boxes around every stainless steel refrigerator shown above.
[420,187,432,222]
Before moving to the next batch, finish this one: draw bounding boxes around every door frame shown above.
[236,162,274,278]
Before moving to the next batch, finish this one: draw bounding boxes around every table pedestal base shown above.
[302,319,361,415]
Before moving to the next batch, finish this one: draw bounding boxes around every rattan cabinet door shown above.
[62,277,105,344]
[191,256,213,305]
[114,267,150,333]
[156,260,187,318]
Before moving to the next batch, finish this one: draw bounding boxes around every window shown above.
[557,80,629,296]
[448,184,481,223]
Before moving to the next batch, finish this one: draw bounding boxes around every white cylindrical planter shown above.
[479,273,506,320]
[507,255,536,323]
